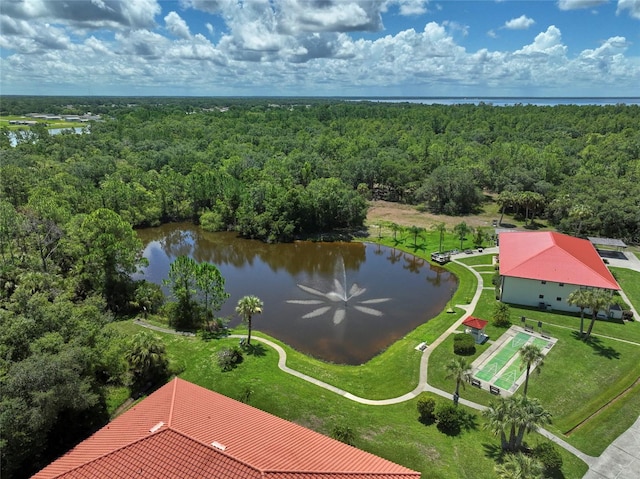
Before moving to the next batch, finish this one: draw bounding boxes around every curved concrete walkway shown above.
[135,247,640,472]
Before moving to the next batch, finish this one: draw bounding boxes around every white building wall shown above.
[500,276,581,313]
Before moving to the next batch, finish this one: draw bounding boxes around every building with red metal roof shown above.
[32,377,421,479]
[462,316,489,343]
[498,231,619,313]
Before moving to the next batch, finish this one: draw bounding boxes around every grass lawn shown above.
[105,232,639,479]
[109,320,586,479]
[456,254,496,267]
[427,285,640,457]
[610,267,640,314]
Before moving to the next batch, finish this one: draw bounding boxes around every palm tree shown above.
[495,453,545,479]
[567,288,590,337]
[513,396,552,450]
[483,396,551,452]
[483,396,512,450]
[406,225,425,248]
[125,331,169,390]
[432,222,447,252]
[569,204,592,236]
[390,223,404,243]
[496,190,516,226]
[519,344,544,396]
[445,357,472,404]
[584,289,612,340]
[235,295,264,346]
[453,222,472,250]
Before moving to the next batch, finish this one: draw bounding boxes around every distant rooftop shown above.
[587,237,627,249]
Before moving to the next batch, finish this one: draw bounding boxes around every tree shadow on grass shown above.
[583,335,620,360]
[482,442,503,460]
[244,342,267,357]
[459,409,478,431]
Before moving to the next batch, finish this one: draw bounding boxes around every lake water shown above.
[136,224,458,364]
[8,127,86,147]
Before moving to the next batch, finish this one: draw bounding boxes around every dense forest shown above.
[1,97,639,477]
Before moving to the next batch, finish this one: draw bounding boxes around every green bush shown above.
[453,333,476,355]
[434,401,463,435]
[532,442,563,473]
[331,424,356,446]
[217,346,244,372]
[417,397,437,424]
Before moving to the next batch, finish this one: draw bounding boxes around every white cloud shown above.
[557,0,608,10]
[516,26,567,56]
[487,29,498,38]
[1,1,639,97]
[617,0,640,18]
[388,0,430,16]
[505,15,535,30]
[165,11,191,39]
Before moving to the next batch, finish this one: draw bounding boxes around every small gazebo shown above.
[462,316,489,344]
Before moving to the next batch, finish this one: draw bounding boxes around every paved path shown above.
[582,416,640,479]
[135,246,640,473]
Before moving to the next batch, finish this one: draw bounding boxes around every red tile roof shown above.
[462,316,488,330]
[499,231,619,290]
[33,378,420,479]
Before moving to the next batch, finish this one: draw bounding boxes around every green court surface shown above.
[475,332,531,381]
[488,337,550,390]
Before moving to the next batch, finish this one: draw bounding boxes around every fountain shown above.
[287,256,391,324]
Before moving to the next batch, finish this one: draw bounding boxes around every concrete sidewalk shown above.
[582,416,640,479]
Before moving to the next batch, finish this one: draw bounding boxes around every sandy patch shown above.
[366,200,497,230]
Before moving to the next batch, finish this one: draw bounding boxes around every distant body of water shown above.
[349,97,640,106]
[8,126,86,147]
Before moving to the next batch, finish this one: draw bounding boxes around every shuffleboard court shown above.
[470,326,557,394]
[476,332,531,382]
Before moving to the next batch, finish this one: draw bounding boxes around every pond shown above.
[136,224,458,365]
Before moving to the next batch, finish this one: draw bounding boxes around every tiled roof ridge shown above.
[167,375,178,426]
[44,426,265,479]
[163,425,266,474]
[40,427,177,478]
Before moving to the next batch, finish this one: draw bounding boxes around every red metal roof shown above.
[498,231,619,290]
[462,316,488,330]
[33,378,420,479]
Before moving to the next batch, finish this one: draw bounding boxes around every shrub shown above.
[417,397,437,424]
[331,424,356,446]
[434,402,463,435]
[532,442,563,472]
[453,333,476,355]
[217,346,244,372]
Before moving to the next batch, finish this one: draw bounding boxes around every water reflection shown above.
[137,224,457,364]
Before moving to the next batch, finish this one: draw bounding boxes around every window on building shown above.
[539,294,544,299]
[559,283,564,287]
[556,297,561,301]
[541,281,546,285]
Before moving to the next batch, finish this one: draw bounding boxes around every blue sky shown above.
[1,0,639,97]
